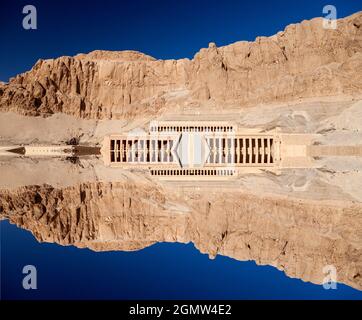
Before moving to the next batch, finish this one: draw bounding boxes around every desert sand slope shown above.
[0,182,361,290]
[0,12,361,119]
[1,12,362,292]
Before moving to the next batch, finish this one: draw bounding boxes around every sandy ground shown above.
[0,113,138,146]
[0,98,361,203]
[1,98,361,144]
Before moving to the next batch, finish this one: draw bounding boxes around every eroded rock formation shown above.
[0,12,361,119]
[1,11,362,293]
[1,182,361,290]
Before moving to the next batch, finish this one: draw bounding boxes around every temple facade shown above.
[100,121,321,180]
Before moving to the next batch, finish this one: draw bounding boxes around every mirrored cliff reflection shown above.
[1,11,362,294]
[1,101,362,292]
[1,177,361,291]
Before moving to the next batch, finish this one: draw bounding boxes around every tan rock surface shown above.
[0,12,361,119]
[1,11,362,293]
[1,182,361,290]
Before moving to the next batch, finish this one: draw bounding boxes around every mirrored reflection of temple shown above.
[101,121,318,180]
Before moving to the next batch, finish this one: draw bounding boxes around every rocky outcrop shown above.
[1,181,361,290]
[1,11,362,294]
[1,12,361,119]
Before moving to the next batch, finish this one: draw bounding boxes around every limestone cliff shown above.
[0,12,361,119]
[1,182,361,290]
[1,11,362,294]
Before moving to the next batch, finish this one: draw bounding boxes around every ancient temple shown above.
[101,121,319,180]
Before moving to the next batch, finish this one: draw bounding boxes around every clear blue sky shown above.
[1,0,362,300]
[0,0,361,81]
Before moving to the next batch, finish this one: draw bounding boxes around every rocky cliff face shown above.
[1,182,361,290]
[0,12,361,119]
[1,11,362,293]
